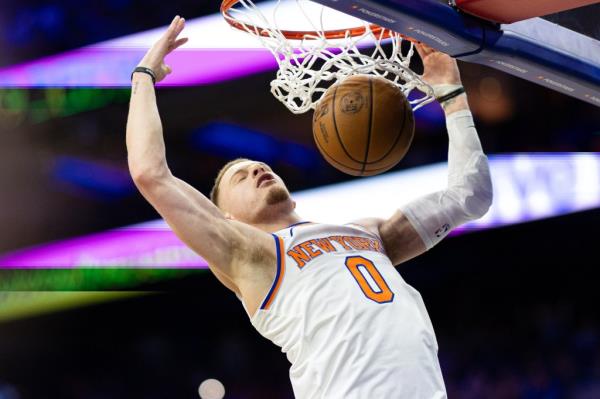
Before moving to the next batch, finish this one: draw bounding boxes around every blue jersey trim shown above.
[260,234,284,310]
[288,221,312,237]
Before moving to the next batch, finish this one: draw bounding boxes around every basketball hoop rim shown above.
[221,0,396,40]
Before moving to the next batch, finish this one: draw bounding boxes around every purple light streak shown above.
[0,48,276,87]
[0,228,208,268]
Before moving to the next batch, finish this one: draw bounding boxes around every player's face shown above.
[218,160,294,223]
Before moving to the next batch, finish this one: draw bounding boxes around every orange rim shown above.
[221,0,400,40]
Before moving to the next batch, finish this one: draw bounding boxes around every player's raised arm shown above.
[126,16,267,288]
[372,44,493,265]
[127,16,187,185]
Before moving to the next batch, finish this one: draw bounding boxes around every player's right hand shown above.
[137,15,188,83]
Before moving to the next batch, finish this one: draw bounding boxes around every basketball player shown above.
[127,16,492,398]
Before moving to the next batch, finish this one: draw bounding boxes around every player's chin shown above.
[265,185,290,206]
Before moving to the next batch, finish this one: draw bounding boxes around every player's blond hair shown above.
[210,158,251,207]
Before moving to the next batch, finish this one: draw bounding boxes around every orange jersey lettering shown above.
[287,246,311,268]
[314,238,336,253]
[288,234,385,269]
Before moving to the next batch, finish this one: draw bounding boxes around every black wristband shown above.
[436,86,465,104]
[131,66,156,84]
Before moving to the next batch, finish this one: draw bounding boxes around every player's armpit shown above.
[351,215,427,266]
[210,265,242,295]
[132,171,274,282]
[378,212,427,266]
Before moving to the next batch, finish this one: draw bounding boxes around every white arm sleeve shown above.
[399,110,493,250]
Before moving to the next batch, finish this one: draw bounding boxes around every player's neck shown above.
[252,211,303,233]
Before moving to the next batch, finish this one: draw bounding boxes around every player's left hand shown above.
[415,43,462,86]
[137,15,189,83]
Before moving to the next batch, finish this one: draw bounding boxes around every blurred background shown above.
[0,0,599,398]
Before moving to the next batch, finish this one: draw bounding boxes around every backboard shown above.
[310,0,600,107]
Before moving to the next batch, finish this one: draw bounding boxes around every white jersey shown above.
[243,222,447,399]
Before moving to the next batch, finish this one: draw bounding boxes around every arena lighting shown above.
[52,157,135,199]
[0,292,143,322]
[0,1,366,87]
[191,123,323,170]
[0,153,598,268]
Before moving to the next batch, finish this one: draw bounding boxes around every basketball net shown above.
[222,0,434,114]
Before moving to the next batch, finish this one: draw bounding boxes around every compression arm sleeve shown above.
[399,110,493,250]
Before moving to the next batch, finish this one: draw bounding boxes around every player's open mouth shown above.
[257,173,275,188]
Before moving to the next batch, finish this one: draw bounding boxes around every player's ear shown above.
[292,200,297,210]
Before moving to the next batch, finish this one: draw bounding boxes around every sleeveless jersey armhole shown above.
[344,222,382,240]
[258,234,286,311]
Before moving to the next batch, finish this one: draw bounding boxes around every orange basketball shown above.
[312,75,415,176]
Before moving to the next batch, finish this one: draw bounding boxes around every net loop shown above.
[222,0,434,114]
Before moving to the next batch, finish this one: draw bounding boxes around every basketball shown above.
[312,75,415,176]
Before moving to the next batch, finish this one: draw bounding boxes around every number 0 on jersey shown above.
[345,256,394,303]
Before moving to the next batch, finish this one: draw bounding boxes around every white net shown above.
[223,0,434,114]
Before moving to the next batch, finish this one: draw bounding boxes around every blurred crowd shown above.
[443,302,600,399]
[0,296,598,399]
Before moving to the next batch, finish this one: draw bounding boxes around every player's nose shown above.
[251,164,265,177]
